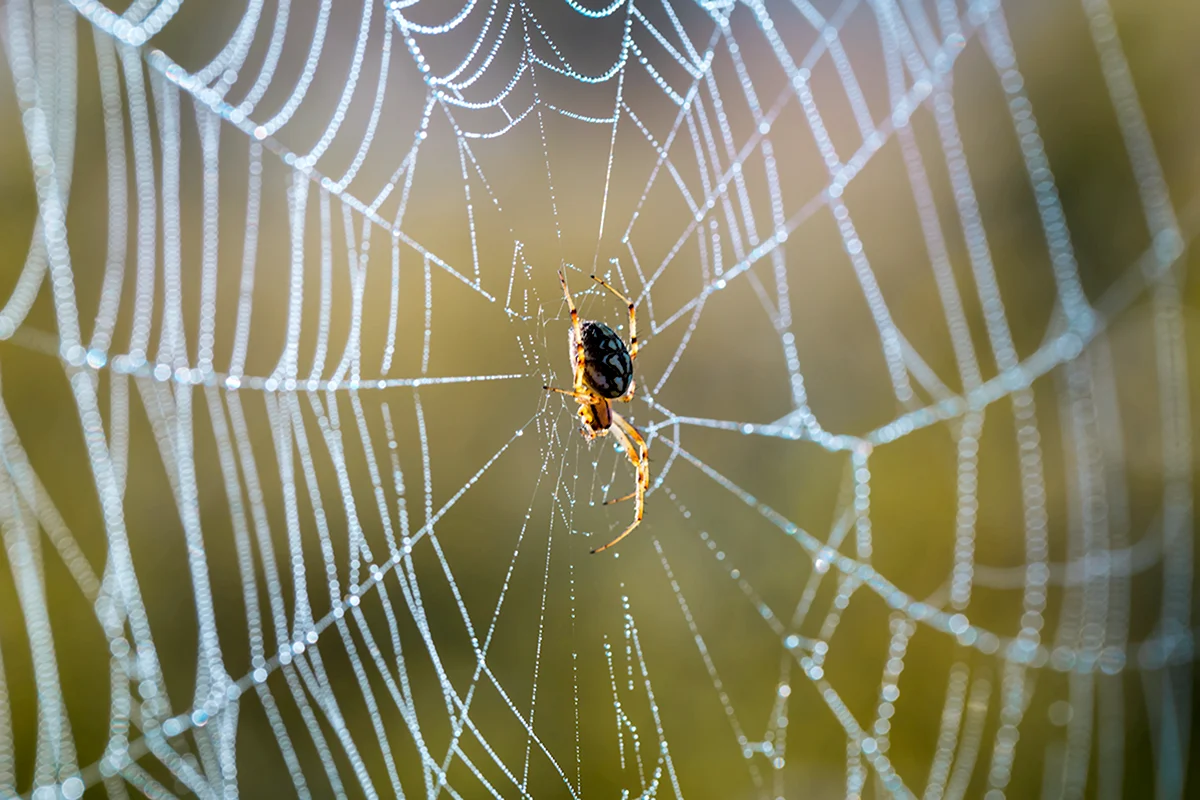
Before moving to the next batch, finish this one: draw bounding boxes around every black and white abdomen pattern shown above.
[570,321,633,399]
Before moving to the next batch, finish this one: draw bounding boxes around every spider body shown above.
[570,321,633,399]
[545,271,649,554]
[574,384,613,439]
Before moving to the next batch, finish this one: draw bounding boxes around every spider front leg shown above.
[591,410,649,554]
[603,413,648,504]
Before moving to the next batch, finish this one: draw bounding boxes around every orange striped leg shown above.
[544,385,589,401]
[591,411,649,554]
[590,274,638,362]
[560,270,586,391]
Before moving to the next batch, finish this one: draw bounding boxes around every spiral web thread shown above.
[0,0,1194,798]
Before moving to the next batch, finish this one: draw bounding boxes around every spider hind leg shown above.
[590,274,638,362]
[560,271,587,392]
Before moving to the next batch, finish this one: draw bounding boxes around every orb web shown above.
[0,0,1194,798]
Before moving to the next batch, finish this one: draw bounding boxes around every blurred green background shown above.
[0,0,1198,797]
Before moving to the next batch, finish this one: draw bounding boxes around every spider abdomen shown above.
[570,320,632,399]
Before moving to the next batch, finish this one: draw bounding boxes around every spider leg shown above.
[590,274,638,362]
[544,385,590,400]
[591,410,649,554]
[603,490,637,505]
[560,270,586,391]
[612,412,649,483]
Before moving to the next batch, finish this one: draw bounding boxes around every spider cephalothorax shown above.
[545,271,649,554]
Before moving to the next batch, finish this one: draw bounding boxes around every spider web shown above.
[0,0,1195,798]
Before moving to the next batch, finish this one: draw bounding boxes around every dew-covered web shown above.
[0,0,1195,798]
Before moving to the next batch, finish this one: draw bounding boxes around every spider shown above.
[545,270,649,554]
